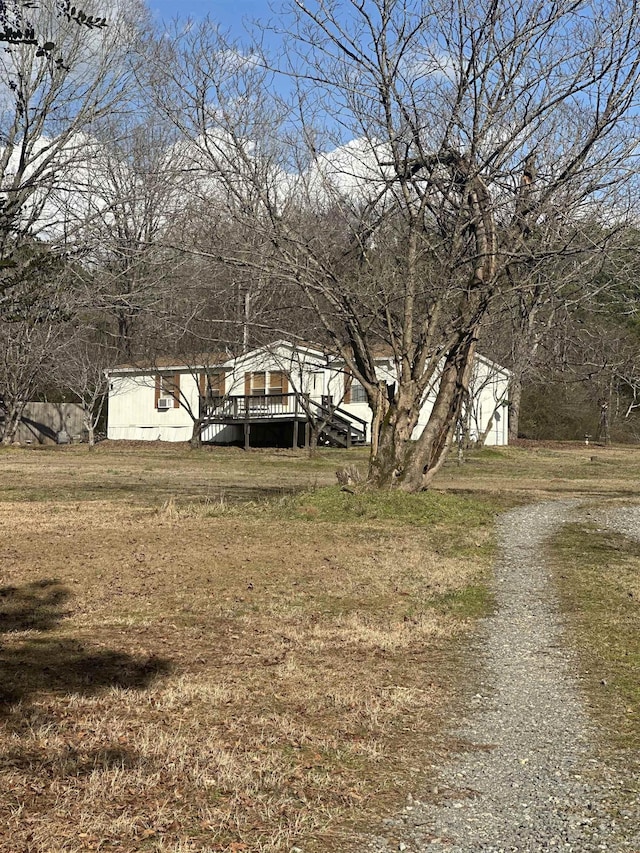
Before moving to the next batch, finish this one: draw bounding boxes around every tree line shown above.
[1,0,640,488]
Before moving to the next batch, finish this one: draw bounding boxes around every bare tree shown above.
[155,0,640,490]
[0,251,71,443]
[147,353,227,450]
[480,224,640,440]
[55,111,191,359]
[0,3,152,441]
[56,329,119,446]
[0,0,145,303]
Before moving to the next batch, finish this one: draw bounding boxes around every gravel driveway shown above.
[362,501,640,852]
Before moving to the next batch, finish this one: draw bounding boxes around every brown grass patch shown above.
[550,521,640,753]
[548,519,640,827]
[437,443,640,500]
[0,466,490,852]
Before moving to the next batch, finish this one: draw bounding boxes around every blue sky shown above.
[148,0,272,35]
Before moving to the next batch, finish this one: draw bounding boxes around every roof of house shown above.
[110,351,232,373]
[108,340,332,374]
[107,340,510,377]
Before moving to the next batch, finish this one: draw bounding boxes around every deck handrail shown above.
[203,392,297,417]
[308,399,369,430]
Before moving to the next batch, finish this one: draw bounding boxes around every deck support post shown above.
[304,420,310,449]
[293,418,299,449]
[244,421,250,450]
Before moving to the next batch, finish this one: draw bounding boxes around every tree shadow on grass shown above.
[1,743,141,777]
[0,579,171,714]
[0,578,72,632]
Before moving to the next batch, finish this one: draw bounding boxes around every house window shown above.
[244,371,290,396]
[154,373,180,409]
[350,379,368,403]
[200,371,225,399]
[268,371,289,396]
[252,372,266,395]
[344,372,367,404]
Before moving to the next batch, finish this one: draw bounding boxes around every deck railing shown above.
[203,393,298,418]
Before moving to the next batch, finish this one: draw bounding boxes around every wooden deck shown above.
[201,393,368,448]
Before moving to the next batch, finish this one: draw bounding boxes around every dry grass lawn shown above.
[437,441,640,500]
[0,443,499,853]
[1,440,640,852]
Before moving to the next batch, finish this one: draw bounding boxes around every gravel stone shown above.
[358,501,640,852]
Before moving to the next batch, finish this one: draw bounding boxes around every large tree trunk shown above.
[403,340,477,491]
[368,332,479,491]
[368,382,422,488]
[369,381,391,461]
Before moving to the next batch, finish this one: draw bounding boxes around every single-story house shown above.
[106,340,509,447]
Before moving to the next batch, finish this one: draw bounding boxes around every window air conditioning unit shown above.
[157,397,172,410]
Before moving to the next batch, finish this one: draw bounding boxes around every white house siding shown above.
[107,372,200,442]
[106,344,333,443]
[467,359,510,446]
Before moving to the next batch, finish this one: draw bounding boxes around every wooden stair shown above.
[309,401,367,448]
